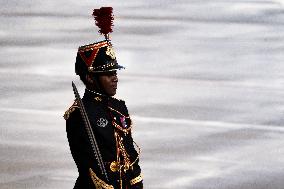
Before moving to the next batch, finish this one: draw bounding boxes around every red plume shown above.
[92,7,114,36]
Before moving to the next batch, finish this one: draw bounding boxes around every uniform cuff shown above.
[130,174,143,185]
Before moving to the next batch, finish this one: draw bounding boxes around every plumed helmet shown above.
[75,7,124,78]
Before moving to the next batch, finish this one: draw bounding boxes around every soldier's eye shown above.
[100,71,117,76]
[109,71,117,76]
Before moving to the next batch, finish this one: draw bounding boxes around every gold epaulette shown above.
[63,100,79,120]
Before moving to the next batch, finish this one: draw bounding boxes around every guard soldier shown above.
[64,7,143,189]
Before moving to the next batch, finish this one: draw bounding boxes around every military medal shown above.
[120,116,127,128]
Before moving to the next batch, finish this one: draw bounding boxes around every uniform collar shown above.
[84,88,109,102]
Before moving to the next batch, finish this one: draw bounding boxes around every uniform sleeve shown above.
[66,109,95,177]
[125,132,143,189]
[122,102,143,189]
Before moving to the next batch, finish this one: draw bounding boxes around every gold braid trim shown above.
[89,168,114,189]
[78,41,108,52]
[130,140,141,167]
[112,121,132,134]
[108,106,129,118]
[113,132,141,173]
[117,135,131,171]
[130,174,143,185]
[108,106,132,133]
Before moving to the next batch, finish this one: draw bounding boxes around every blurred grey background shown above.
[0,0,284,188]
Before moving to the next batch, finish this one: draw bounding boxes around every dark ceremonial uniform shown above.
[64,89,143,189]
[64,7,143,189]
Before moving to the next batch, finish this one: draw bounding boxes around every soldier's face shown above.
[99,71,118,96]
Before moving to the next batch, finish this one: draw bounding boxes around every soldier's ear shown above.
[86,74,94,84]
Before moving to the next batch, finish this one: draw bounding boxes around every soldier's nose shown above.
[112,75,118,82]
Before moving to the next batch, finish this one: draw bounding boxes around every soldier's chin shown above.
[108,89,117,96]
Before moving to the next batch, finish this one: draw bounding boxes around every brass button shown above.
[110,161,119,172]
